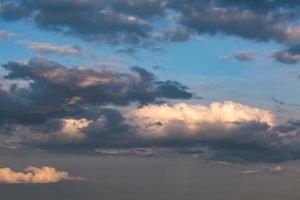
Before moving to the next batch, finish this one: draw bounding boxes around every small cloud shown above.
[116,47,137,58]
[153,65,165,70]
[241,165,284,175]
[269,50,300,64]
[219,55,232,61]
[241,169,261,175]
[221,50,258,62]
[20,41,83,56]
[0,166,85,184]
[95,147,170,157]
[0,30,15,40]
[269,165,284,173]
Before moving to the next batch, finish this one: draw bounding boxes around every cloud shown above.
[0,56,300,163]
[172,5,289,43]
[0,30,15,40]
[0,57,193,125]
[21,41,83,56]
[126,101,275,138]
[0,2,31,21]
[116,47,137,56]
[2,95,300,163]
[233,51,258,62]
[0,166,84,184]
[269,50,300,64]
[241,165,284,175]
[221,50,258,62]
[111,0,166,18]
[1,0,300,47]
[95,147,170,157]
[1,0,152,45]
[241,169,261,175]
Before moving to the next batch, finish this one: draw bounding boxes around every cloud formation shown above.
[269,45,300,64]
[0,166,84,184]
[221,50,258,62]
[2,58,300,162]
[1,0,300,49]
[126,101,275,138]
[22,41,83,56]
[0,57,193,125]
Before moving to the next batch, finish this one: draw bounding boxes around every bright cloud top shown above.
[127,101,275,137]
[0,166,85,184]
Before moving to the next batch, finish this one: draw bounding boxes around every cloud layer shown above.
[1,0,300,50]
[0,57,300,162]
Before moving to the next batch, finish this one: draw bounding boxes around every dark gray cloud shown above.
[0,0,152,45]
[111,0,166,18]
[0,1,32,21]
[0,57,193,125]
[2,0,300,46]
[116,47,137,56]
[179,8,287,43]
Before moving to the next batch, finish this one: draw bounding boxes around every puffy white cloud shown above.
[0,166,85,184]
[126,101,275,138]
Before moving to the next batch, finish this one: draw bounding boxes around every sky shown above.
[1,0,300,199]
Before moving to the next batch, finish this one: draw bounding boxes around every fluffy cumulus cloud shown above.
[126,101,275,138]
[0,166,84,184]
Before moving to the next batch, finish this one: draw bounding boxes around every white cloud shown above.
[54,118,91,141]
[0,166,85,184]
[126,101,275,138]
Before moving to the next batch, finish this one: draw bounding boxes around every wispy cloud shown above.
[20,41,83,56]
[221,50,258,62]
[0,30,15,40]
